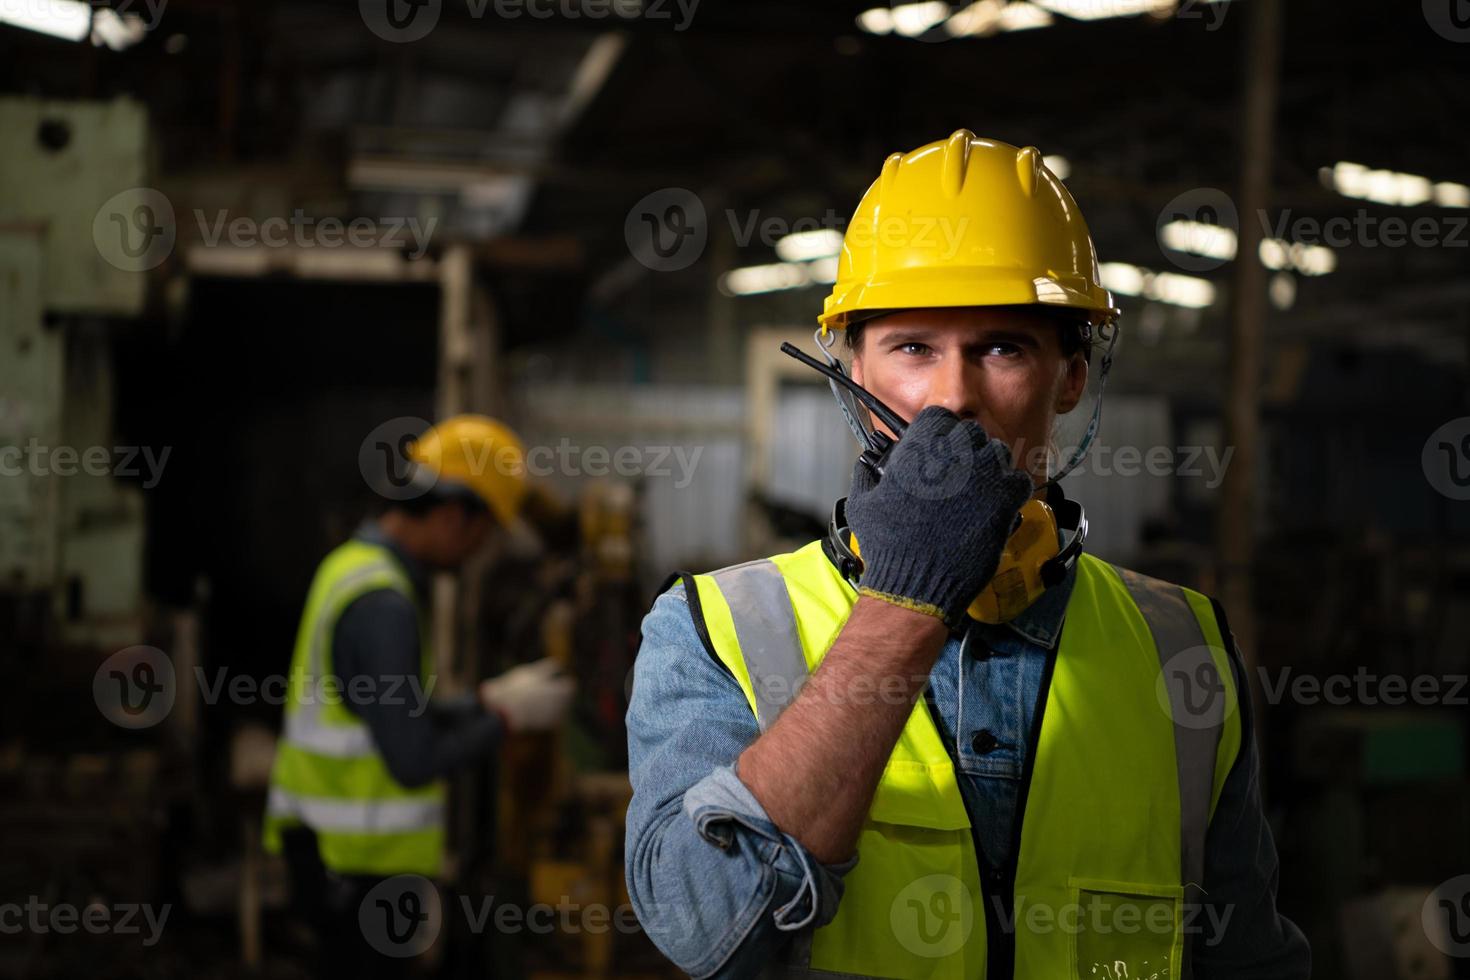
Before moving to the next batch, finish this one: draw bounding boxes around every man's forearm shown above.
[736,596,948,864]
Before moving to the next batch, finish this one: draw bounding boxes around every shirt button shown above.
[970,729,999,754]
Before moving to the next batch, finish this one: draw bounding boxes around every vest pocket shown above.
[1065,877,1183,980]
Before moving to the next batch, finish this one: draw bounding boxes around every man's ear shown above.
[850,352,864,386]
[1055,352,1088,414]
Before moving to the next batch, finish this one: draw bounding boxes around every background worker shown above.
[264,414,574,976]
[625,132,1309,978]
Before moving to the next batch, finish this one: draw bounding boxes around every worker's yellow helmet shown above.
[819,130,1119,333]
[407,414,528,527]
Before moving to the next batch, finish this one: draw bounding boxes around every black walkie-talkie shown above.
[779,342,910,478]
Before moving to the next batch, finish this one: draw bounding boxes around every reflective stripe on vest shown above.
[267,787,445,834]
[691,542,1241,979]
[711,560,809,732]
[1113,565,1225,980]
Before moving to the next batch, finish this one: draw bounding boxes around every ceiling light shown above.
[891,1,951,36]
[0,0,91,42]
[718,262,811,297]
[775,229,844,262]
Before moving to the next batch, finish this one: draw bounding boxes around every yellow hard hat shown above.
[407,414,528,527]
[819,130,1119,333]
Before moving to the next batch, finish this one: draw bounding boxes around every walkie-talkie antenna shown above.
[779,342,909,439]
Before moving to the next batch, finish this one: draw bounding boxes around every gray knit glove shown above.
[846,405,1034,629]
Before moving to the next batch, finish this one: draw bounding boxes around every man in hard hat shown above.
[625,133,1309,978]
[264,414,574,973]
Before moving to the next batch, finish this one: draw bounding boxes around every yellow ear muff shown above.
[967,498,1061,624]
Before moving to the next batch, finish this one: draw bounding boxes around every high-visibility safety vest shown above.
[263,539,445,878]
[685,541,1242,979]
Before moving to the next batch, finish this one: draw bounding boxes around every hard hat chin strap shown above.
[815,327,879,452]
[1045,318,1120,489]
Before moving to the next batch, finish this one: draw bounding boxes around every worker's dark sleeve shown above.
[1193,606,1312,979]
[333,588,503,788]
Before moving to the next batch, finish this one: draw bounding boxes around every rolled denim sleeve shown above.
[1194,621,1312,979]
[625,585,856,979]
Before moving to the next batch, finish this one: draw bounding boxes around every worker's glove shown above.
[478,658,575,733]
[846,405,1034,630]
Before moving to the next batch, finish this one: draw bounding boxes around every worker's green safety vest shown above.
[263,539,445,877]
[687,541,1242,979]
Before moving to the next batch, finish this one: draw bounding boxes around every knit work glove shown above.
[845,405,1035,630]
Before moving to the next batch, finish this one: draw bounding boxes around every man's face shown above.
[849,307,1089,486]
[423,501,495,569]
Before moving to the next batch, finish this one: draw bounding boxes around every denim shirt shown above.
[624,548,1311,979]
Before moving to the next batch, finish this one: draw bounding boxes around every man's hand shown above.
[846,405,1034,629]
[479,658,575,733]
